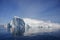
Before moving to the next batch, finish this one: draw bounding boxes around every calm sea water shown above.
[0,26,60,40]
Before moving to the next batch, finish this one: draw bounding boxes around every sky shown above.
[0,0,60,24]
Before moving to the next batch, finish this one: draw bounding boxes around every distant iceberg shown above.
[5,16,60,37]
[6,16,25,36]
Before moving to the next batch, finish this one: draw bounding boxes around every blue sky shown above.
[0,0,60,24]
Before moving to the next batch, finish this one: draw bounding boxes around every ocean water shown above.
[0,26,60,40]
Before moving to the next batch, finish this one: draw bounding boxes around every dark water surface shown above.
[0,25,60,40]
[0,34,60,40]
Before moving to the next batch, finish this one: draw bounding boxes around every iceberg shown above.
[7,16,25,36]
[6,16,60,37]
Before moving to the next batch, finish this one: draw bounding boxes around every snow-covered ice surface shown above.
[6,16,25,36]
[3,16,60,37]
[23,18,60,37]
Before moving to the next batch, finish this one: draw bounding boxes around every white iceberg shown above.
[7,16,25,36]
